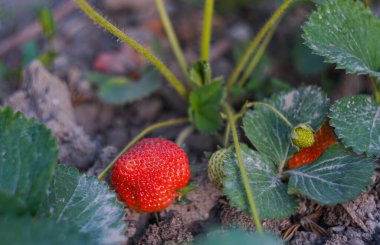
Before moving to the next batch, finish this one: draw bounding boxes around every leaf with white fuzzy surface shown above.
[243,86,329,166]
[288,144,375,205]
[0,107,58,215]
[39,165,127,245]
[223,145,297,219]
[303,0,380,78]
[330,95,380,156]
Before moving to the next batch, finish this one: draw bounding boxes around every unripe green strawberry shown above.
[208,149,229,189]
[291,123,315,148]
[288,123,336,169]
[111,138,190,212]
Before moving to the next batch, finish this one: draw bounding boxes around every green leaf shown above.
[189,60,212,86]
[39,51,58,66]
[98,67,161,104]
[85,72,114,86]
[22,41,39,67]
[0,107,58,214]
[189,80,225,133]
[39,7,56,39]
[292,38,330,76]
[196,229,283,245]
[0,215,91,245]
[329,95,380,155]
[0,192,28,215]
[223,145,297,219]
[288,144,375,205]
[243,86,329,166]
[39,165,127,245]
[302,0,380,78]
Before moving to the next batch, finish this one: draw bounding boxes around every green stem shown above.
[98,118,189,180]
[372,77,380,104]
[75,0,188,99]
[201,0,215,62]
[246,102,293,127]
[155,0,189,77]
[224,123,231,147]
[223,104,263,234]
[226,0,293,89]
[237,23,277,87]
[175,125,194,146]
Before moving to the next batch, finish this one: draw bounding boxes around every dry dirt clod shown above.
[6,60,97,169]
[218,199,291,236]
[137,211,193,245]
[87,145,118,178]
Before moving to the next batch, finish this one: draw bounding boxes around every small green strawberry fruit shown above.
[291,123,315,149]
[208,149,229,189]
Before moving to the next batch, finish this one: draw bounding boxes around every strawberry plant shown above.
[2,0,379,243]
[0,108,127,244]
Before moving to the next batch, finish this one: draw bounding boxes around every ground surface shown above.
[0,0,379,244]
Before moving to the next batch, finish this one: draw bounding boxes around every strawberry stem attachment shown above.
[223,103,264,234]
[226,0,293,89]
[201,0,215,62]
[75,0,188,99]
[155,0,188,77]
[98,118,189,181]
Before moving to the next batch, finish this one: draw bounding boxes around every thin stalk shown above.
[175,125,194,146]
[226,0,293,89]
[155,0,188,77]
[201,0,215,61]
[98,118,189,180]
[224,123,231,147]
[223,104,263,233]
[75,0,188,99]
[245,102,293,127]
[372,77,380,104]
[237,24,277,87]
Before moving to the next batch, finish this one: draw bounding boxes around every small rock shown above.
[330,226,346,233]
[7,61,96,169]
[87,145,118,177]
[348,238,365,245]
[228,22,253,41]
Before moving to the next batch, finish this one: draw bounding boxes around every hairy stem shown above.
[98,118,189,180]
[75,0,188,99]
[223,104,263,233]
[155,0,188,77]
[201,0,215,61]
[237,24,277,87]
[226,0,293,89]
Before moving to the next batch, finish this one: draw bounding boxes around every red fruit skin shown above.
[111,138,190,212]
[287,124,336,170]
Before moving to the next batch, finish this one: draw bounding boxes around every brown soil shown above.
[1,1,380,244]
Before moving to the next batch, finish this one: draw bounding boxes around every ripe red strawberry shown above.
[111,138,190,212]
[287,124,336,170]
